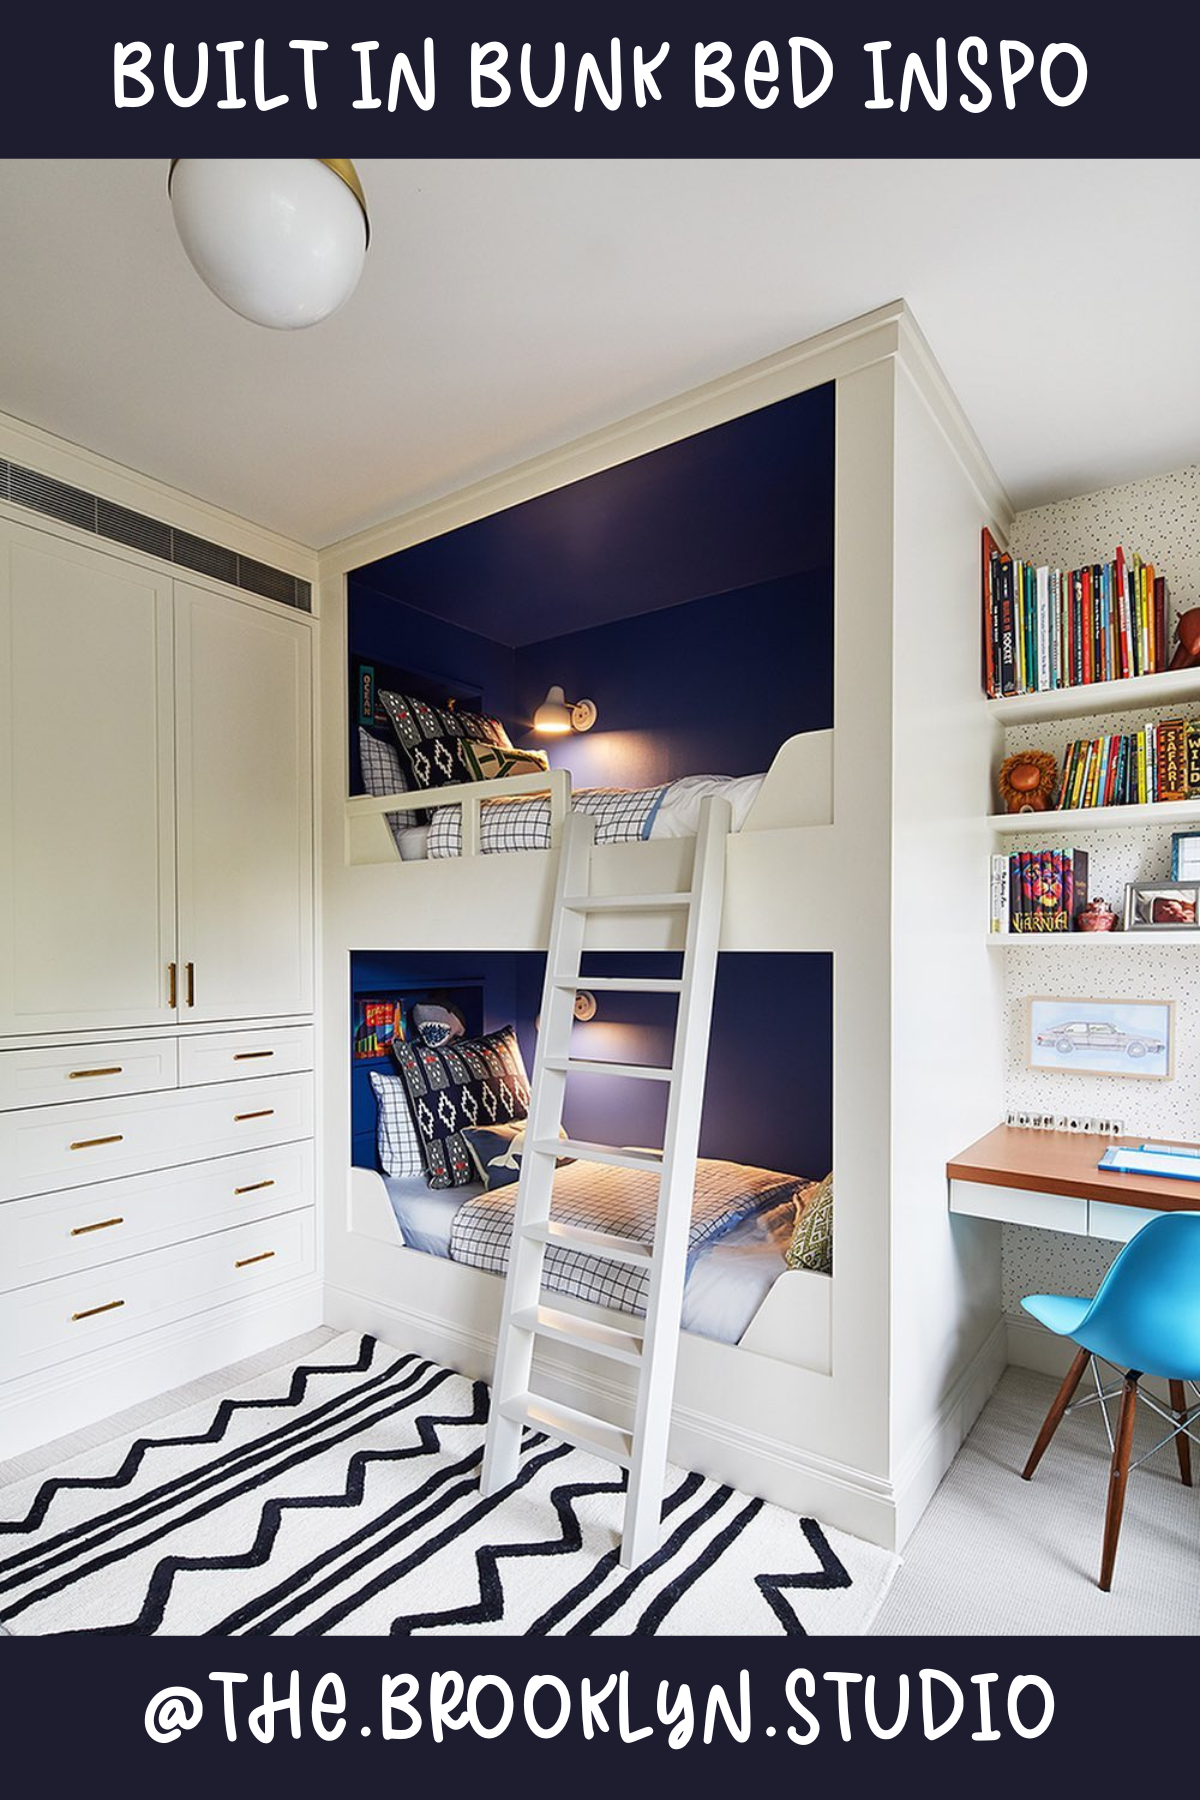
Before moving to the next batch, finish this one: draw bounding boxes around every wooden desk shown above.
[948,1125,1200,1242]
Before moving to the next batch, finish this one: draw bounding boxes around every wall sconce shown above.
[534,685,597,734]
[535,991,597,1030]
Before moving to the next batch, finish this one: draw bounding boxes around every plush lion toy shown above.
[998,750,1058,813]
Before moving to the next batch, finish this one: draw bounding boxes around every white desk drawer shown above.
[0,1140,313,1290]
[179,1026,314,1087]
[949,1179,1088,1236]
[0,1209,315,1380]
[1088,1200,1165,1243]
[0,1038,178,1112]
[0,1073,313,1199]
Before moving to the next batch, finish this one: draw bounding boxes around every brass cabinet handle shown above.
[70,1216,124,1237]
[234,1109,274,1122]
[186,962,195,1007]
[235,1251,275,1269]
[69,1066,123,1081]
[72,1299,125,1322]
[234,1179,274,1195]
[168,961,177,1008]
[234,1050,274,1061]
[69,1135,124,1150]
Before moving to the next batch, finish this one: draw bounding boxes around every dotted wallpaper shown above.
[1000,466,1200,1327]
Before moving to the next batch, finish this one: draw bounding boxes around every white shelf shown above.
[987,932,1199,948]
[986,665,1200,725]
[988,800,1200,834]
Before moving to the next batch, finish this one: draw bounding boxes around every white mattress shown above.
[382,1171,802,1346]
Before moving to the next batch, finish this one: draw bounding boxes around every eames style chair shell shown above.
[1020,1211,1200,1591]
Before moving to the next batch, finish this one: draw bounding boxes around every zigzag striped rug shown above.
[0,1334,897,1636]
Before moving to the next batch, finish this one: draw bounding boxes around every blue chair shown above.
[1021,1211,1200,1591]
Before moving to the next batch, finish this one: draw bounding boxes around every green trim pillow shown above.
[785,1172,833,1274]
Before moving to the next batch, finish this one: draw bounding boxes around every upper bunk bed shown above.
[341,381,836,951]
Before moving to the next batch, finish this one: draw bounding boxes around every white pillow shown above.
[369,1069,425,1177]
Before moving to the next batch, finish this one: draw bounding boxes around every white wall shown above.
[1004,465,1200,1364]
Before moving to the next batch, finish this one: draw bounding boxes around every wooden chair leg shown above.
[1099,1372,1139,1592]
[1023,1346,1090,1480]
[1169,1380,1193,1488]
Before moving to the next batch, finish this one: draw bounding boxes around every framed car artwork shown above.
[1027,996,1175,1080]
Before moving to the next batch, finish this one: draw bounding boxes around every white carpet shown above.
[0,1333,897,1637]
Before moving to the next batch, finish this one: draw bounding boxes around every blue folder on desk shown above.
[1099,1145,1200,1182]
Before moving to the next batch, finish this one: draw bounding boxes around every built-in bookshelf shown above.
[989,798,1200,834]
[985,665,1200,726]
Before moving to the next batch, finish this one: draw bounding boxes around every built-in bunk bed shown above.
[320,304,1008,1552]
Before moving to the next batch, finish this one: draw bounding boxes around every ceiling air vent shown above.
[0,457,312,613]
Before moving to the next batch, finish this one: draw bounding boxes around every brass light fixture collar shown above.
[168,159,370,246]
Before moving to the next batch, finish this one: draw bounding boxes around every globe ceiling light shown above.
[168,159,369,329]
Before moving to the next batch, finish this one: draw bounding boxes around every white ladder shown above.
[479,794,731,1567]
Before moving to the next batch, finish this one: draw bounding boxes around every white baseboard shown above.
[0,1277,323,1461]
[891,1317,1008,1548]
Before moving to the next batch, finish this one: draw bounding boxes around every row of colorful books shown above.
[981,529,1171,698]
[352,997,408,1061]
[1055,718,1200,810]
[989,849,1090,933]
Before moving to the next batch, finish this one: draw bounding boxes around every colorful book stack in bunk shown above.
[1056,717,1200,809]
[981,529,1172,698]
[990,849,1090,933]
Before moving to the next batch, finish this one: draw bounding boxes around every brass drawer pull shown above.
[234,1109,274,1122]
[234,1050,274,1061]
[69,1066,123,1081]
[168,962,177,1008]
[186,961,195,1007]
[235,1251,275,1269]
[72,1299,125,1322]
[69,1135,124,1150]
[234,1179,274,1195]
[70,1216,124,1237]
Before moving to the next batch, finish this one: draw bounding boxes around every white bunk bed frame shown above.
[317,300,1012,1552]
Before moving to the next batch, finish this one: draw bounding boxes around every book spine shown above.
[1154,574,1167,672]
[1188,722,1200,798]
[1047,848,1065,932]
[1018,849,1034,931]
[982,529,999,698]
[1036,566,1051,692]
[1008,852,1021,932]
[998,556,1016,696]
[1158,716,1188,803]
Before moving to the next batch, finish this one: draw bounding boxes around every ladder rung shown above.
[500,1393,633,1467]
[513,1304,644,1366]
[551,976,682,994]
[534,1137,663,1173]
[542,1056,673,1082]
[561,892,692,912]
[521,1219,654,1266]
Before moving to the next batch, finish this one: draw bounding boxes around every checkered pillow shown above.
[369,1070,425,1177]
[391,1024,532,1189]
[378,690,515,799]
[427,784,668,859]
[358,727,419,850]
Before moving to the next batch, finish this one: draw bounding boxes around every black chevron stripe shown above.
[564,1483,742,1635]
[0,1334,383,1555]
[296,1438,577,1638]
[0,1363,457,1626]
[632,1496,763,1634]
[753,1518,853,1635]
[64,1386,499,1637]
[525,1469,704,1634]
[386,1472,630,1635]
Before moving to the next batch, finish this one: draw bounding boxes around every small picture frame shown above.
[1171,830,1200,883]
[1123,880,1200,933]
[1027,996,1174,1080]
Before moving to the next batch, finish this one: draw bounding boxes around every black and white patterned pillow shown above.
[369,1070,425,1177]
[357,727,419,849]
[378,690,514,798]
[427,784,668,858]
[391,1024,531,1189]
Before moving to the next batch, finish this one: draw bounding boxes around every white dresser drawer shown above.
[0,1209,316,1381]
[0,1038,178,1112]
[0,1073,313,1199]
[0,1140,313,1291]
[179,1025,314,1087]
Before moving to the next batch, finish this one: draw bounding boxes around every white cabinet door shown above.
[174,582,313,1022]
[0,518,177,1034]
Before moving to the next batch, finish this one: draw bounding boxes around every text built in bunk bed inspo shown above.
[348,949,835,1381]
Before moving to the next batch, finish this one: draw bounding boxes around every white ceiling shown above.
[0,158,1196,549]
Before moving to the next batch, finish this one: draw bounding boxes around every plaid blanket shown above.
[448,1157,807,1316]
[427,784,667,858]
